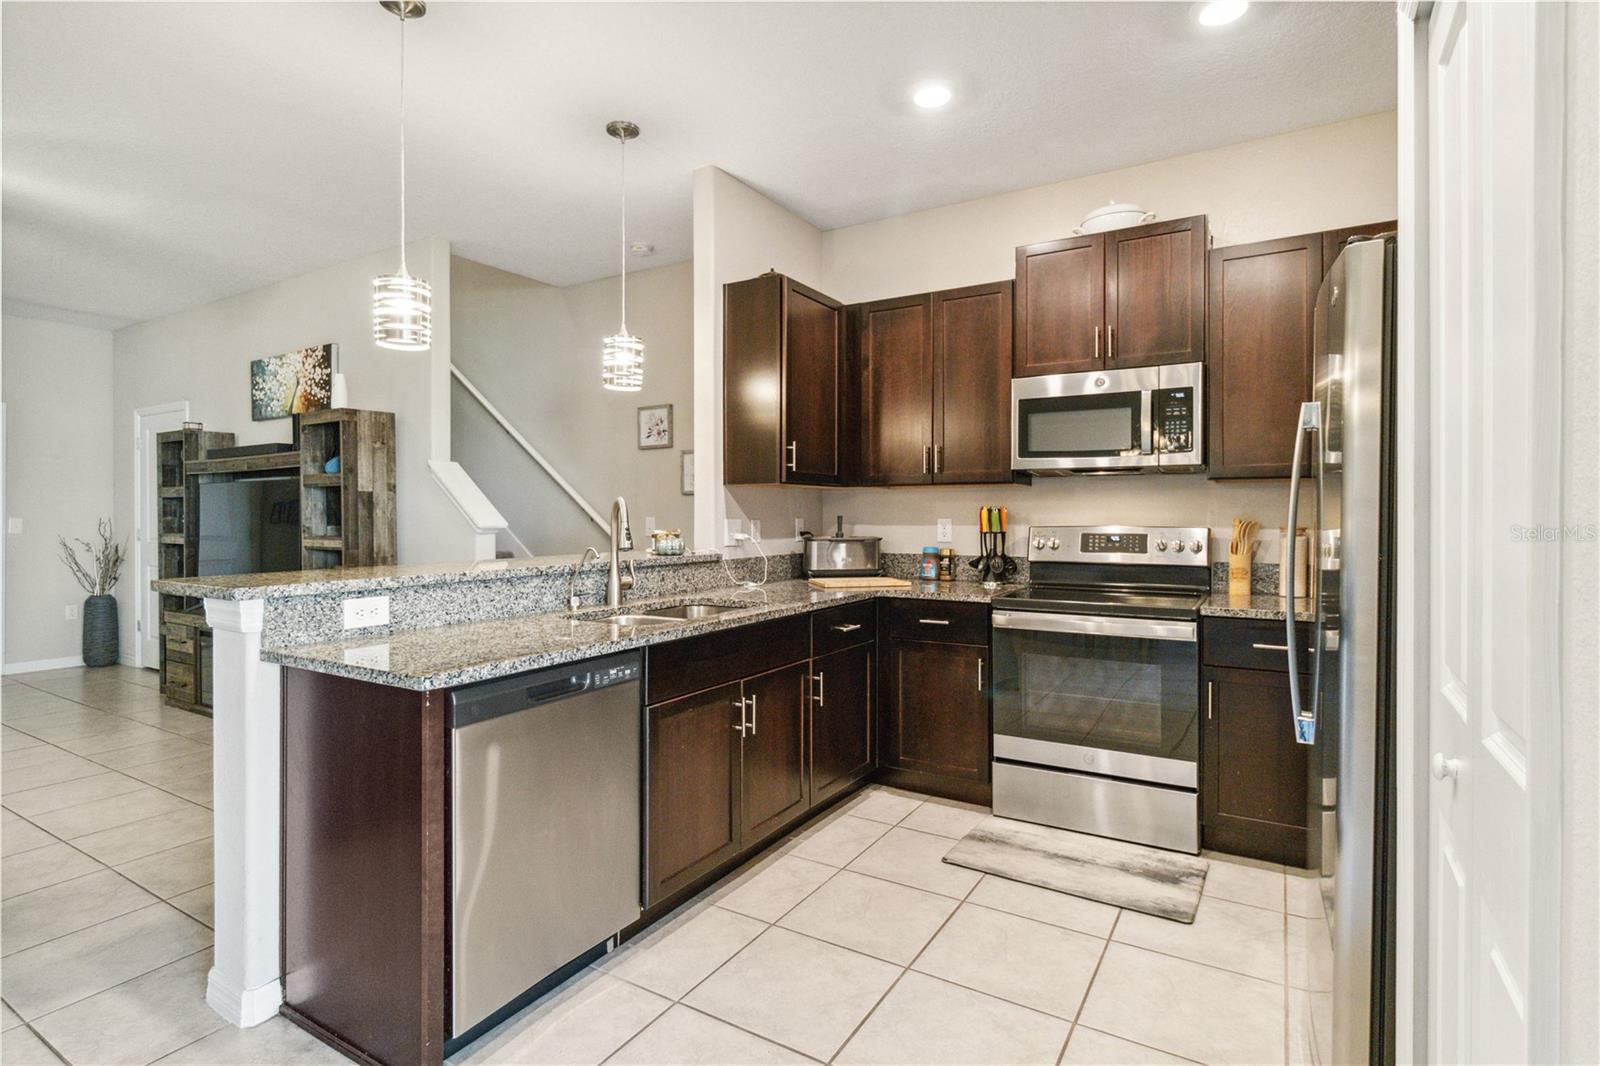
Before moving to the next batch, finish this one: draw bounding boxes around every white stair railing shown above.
[450,364,610,538]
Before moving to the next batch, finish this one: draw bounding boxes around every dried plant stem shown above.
[58,519,124,596]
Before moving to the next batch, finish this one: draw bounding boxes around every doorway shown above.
[133,402,189,669]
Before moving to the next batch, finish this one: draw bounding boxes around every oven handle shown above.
[991,611,1196,643]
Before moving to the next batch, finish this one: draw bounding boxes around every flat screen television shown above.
[197,477,302,576]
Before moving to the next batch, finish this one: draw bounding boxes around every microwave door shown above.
[1012,367,1161,472]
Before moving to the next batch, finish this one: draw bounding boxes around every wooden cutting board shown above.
[807,576,913,589]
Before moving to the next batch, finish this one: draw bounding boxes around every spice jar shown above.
[919,546,940,580]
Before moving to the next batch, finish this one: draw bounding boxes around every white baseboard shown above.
[206,967,283,1028]
[3,655,87,675]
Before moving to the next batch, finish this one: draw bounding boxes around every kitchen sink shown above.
[601,614,680,627]
[642,603,742,620]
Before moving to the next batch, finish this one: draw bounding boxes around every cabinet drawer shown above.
[811,601,876,657]
[166,635,196,659]
[647,615,809,705]
[1202,617,1313,671]
[881,598,989,646]
[165,660,195,687]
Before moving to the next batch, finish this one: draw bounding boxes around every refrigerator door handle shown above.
[1286,400,1322,746]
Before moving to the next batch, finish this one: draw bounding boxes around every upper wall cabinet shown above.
[1207,220,1396,479]
[1014,215,1208,377]
[724,273,846,486]
[857,281,1013,486]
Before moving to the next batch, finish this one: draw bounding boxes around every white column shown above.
[203,597,283,1027]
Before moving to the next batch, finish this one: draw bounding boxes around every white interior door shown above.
[1424,2,1563,1062]
[135,404,188,669]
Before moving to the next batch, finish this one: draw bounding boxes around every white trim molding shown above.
[3,655,87,674]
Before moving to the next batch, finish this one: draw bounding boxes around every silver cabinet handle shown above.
[922,445,931,474]
[748,693,757,736]
[812,672,825,706]
[933,445,943,474]
[1251,642,1289,651]
[1094,325,1102,362]
[1207,680,1214,720]
[1108,325,1115,362]
[733,696,748,735]
[786,441,798,472]
[918,617,951,626]
[977,658,984,693]
[830,623,863,634]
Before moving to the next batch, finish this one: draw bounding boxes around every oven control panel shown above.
[1026,525,1211,566]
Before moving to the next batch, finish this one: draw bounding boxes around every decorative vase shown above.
[82,594,118,668]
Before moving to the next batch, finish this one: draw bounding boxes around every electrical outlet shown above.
[64,604,78,621]
[644,516,656,535]
[749,520,762,542]
[6,518,22,535]
[343,643,392,671]
[342,595,391,630]
[724,518,743,546]
[794,517,804,541]
[936,519,953,543]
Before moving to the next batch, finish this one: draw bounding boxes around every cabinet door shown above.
[933,281,1013,484]
[1206,234,1321,479]
[646,681,743,906]
[740,663,810,843]
[1013,235,1105,377]
[1105,216,1207,368]
[857,294,935,485]
[1201,667,1310,866]
[783,280,845,484]
[881,638,989,782]
[724,274,785,485]
[810,644,874,806]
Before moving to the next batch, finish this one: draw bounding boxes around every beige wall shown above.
[811,111,1395,554]
[1560,2,1598,1059]
[450,256,695,555]
[110,238,473,660]
[2,315,116,668]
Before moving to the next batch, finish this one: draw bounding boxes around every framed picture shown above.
[637,404,673,449]
[680,451,695,495]
[250,343,335,421]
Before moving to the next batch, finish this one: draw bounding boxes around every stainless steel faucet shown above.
[606,497,635,607]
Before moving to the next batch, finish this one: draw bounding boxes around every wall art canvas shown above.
[251,344,335,421]
[637,404,673,449]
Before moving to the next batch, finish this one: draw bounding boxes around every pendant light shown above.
[601,120,644,391]
[372,0,432,351]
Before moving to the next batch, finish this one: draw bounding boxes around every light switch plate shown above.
[724,518,742,546]
[936,519,953,543]
[6,518,22,535]
[644,516,656,536]
[64,604,78,620]
[749,520,762,542]
[794,518,805,541]
[342,595,391,630]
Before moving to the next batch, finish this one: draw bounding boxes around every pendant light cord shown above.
[398,8,408,276]
[618,134,627,334]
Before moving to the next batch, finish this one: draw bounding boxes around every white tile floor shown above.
[2,667,1329,1066]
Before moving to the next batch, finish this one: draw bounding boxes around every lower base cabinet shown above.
[646,681,744,905]
[810,642,874,806]
[878,601,992,800]
[740,663,811,842]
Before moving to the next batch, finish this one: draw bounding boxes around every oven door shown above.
[1011,367,1158,472]
[990,611,1199,787]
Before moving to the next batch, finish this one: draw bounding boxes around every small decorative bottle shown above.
[919,546,940,580]
[938,547,955,582]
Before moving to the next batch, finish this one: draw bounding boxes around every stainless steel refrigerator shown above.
[1284,234,1397,1066]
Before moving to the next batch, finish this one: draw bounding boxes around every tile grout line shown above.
[8,924,212,1032]
[1056,908,1121,1066]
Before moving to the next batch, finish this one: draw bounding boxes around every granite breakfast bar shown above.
[152,548,1014,1052]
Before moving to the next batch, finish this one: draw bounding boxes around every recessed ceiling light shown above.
[1195,0,1249,26]
[630,242,655,257]
[912,83,952,110]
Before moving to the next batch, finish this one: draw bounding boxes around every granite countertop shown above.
[1201,592,1316,622]
[263,578,1015,690]
[151,549,723,601]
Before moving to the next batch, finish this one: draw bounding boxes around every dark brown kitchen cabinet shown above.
[810,642,874,806]
[723,273,846,486]
[740,663,811,842]
[879,601,991,802]
[1015,216,1207,376]
[1104,215,1209,367]
[1014,234,1106,376]
[1201,617,1316,866]
[1206,233,1322,479]
[1322,220,1396,275]
[856,281,1013,486]
[646,681,744,905]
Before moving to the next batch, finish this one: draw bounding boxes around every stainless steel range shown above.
[989,525,1209,853]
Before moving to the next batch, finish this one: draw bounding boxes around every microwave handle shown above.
[1140,390,1154,455]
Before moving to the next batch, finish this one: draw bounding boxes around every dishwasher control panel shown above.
[587,659,641,691]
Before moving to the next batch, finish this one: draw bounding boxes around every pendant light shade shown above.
[602,120,643,391]
[373,0,431,352]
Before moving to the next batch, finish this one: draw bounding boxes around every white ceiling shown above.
[2,1,1395,329]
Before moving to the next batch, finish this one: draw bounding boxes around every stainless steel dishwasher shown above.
[449,652,642,1038]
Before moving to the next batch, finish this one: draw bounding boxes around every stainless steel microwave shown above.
[1011,361,1204,474]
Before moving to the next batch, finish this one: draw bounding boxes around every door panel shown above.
[740,663,809,842]
[646,682,742,906]
[933,282,1013,484]
[1105,216,1207,368]
[783,281,843,484]
[1014,235,1104,377]
[1206,234,1321,478]
[1201,667,1310,865]
[857,295,934,484]
[810,644,873,806]
[882,639,989,781]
